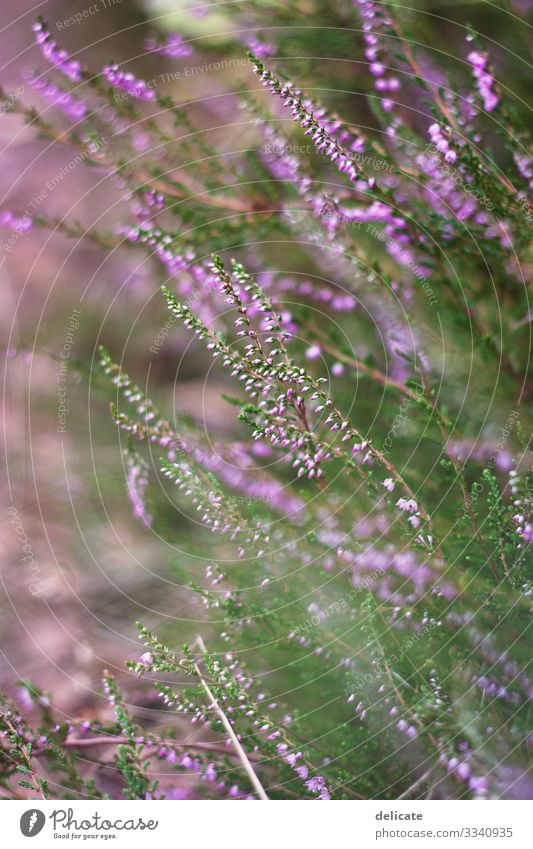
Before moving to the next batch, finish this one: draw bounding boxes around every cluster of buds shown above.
[467,50,498,113]
[352,0,401,111]
[251,56,364,184]
[102,63,156,101]
[33,19,82,81]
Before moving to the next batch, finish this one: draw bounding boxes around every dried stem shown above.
[192,635,269,800]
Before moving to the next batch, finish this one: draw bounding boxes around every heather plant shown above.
[1,2,532,801]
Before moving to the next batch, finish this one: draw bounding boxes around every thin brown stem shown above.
[2,93,267,215]
[58,735,257,760]
[306,324,418,401]
[192,636,269,800]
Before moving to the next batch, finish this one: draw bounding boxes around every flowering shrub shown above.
[1,3,531,801]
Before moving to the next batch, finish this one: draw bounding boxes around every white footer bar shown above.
[3,799,531,848]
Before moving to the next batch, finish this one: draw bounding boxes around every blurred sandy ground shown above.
[0,0,230,725]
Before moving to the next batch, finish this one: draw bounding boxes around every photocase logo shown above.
[20,810,46,837]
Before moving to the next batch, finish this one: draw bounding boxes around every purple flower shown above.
[428,123,457,164]
[305,345,321,360]
[468,775,488,794]
[455,762,471,781]
[124,449,152,527]
[204,763,217,782]
[16,688,33,709]
[23,70,87,120]
[144,33,192,59]
[251,58,365,185]
[467,49,498,112]
[33,19,82,81]
[353,0,401,108]
[396,497,418,514]
[103,64,156,101]
[242,35,276,59]
[0,210,33,233]
[305,775,326,793]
